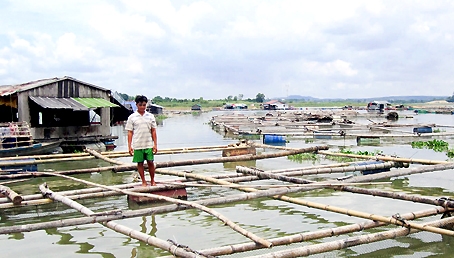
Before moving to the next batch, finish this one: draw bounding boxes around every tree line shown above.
[118,93,267,103]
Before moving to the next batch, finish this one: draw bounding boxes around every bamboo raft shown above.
[1,138,454,257]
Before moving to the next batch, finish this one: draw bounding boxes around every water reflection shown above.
[130,215,162,258]
[45,227,116,258]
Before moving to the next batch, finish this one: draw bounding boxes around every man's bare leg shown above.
[137,162,147,186]
[146,160,156,186]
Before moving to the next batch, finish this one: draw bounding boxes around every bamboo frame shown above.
[247,215,454,258]
[37,172,273,247]
[39,183,201,258]
[2,137,454,256]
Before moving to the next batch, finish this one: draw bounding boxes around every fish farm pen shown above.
[1,108,454,257]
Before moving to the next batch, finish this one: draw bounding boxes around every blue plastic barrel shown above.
[263,134,286,145]
[0,158,38,172]
[413,126,432,134]
[350,160,390,175]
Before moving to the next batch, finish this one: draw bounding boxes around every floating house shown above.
[367,101,391,111]
[147,103,164,115]
[225,103,248,110]
[0,76,120,151]
[109,91,134,125]
[191,104,202,111]
[263,100,287,110]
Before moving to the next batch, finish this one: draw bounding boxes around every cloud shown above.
[1,0,454,99]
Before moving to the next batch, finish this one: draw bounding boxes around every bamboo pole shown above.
[0,156,98,167]
[85,149,125,165]
[0,184,186,209]
[279,161,397,177]
[164,181,391,189]
[195,206,450,257]
[318,150,449,165]
[0,185,23,204]
[0,182,139,204]
[335,185,454,209]
[236,166,454,237]
[0,144,239,165]
[39,183,201,258]
[0,145,329,179]
[0,179,29,185]
[342,162,454,183]
[0,152,90,161]
[36,172,273,248]
[103,147,237,158]
[246,215,454,258]
[152,145,328,169]
[235,164,396,185]
[107,145,329,172]
[0,165,119,180]
[0,144,233,161]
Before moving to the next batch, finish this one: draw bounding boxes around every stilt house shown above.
[0,77,119,145]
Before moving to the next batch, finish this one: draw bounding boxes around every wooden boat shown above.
[0,122,62,157]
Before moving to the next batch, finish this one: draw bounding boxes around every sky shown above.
[1,0,453,100]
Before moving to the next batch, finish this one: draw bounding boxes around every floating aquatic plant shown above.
[410,139,454,159]
[411,139,449,152]
[287,152,319,163]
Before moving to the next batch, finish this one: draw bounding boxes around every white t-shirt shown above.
[125,111,157,150]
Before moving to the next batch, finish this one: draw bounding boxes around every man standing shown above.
[125,95,158,186]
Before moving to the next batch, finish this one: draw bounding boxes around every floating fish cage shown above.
[356,136,381,146]
[413,126,433,134]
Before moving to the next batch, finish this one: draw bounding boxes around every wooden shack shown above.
[0,77,119,150]
[263,100,286,110]
[191,104,202,111]
[147,103,164,115]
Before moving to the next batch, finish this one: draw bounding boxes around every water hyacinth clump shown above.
[410,139,454,158]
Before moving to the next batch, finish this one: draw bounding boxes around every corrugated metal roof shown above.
[29,96,89,111]
[0,76,110,96]
[73,98,119,108]
[149,103,164,108]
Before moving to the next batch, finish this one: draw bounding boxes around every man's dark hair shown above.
[135,95,148,104]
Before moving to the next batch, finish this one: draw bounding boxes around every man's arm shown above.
[151,127,157,154]
[128,130,134,156]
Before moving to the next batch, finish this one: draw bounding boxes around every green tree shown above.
[153,96,164,102]
[256,93,266,103]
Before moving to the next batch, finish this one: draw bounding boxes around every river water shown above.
[1,110,454,257]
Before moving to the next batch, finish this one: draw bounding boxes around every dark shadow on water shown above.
[45,228,115,258]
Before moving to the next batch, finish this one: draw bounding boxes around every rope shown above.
[167,239,214,258]
[392,213,408,227]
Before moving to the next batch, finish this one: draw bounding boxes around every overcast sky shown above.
[1,0,453,100]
